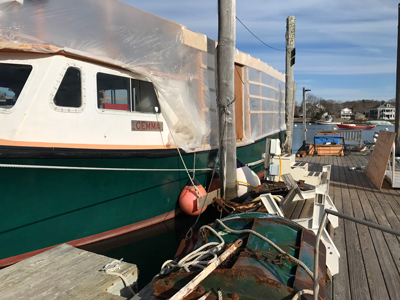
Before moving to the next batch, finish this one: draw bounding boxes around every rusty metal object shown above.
[154,267,296,300]
[212,198,263,214]
[154,213,327,300]
[167,238,243,300]
[230,292,239,300]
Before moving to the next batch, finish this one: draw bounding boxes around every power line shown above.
[236,16,285,52]
[235,65,244,85]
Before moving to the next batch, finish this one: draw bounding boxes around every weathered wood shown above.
[133,154,400,300]
[217,0,237,200]
[395,3,400,156]
[323,129,363,147]
[289,199,305,219]
[296,154,400,300]
[285,16,295,154]
[0,244,138,300]
[350,154,400,300]
[280,188,297,218]
[299,198,314,219]
[167,239,242,300]
[365,131,396,189]
[196,188,221,210]
[343,156,390,300]
[234,64,244,140]
[340,156,372,299]
[329,156,351,300]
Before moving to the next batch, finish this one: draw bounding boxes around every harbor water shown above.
[292,123,394,152]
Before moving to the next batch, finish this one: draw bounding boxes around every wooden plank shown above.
[298,198,314,219]
[197,188,221,210]
[280,188,297,217]
[290,199,306,219]
[365,131,396,189]
[329,156,351,300]
[342,156,390,300]
[0,244,137,300]
[297,154,400,300]
[337,156,371,300]
[351,154,400,300]
[281,173,304,199]
[234,64,244,140]
[283,199,298,219]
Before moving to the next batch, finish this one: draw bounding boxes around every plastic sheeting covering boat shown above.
[0,0,287,266]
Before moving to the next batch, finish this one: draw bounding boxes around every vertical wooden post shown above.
[264,138,271,179]
[395,3,400,156]
[292,82,297,152]
[303,87,307,150]
[217,0,237,200]
[285,16,295,154]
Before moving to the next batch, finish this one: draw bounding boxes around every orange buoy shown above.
[179,179,207,216]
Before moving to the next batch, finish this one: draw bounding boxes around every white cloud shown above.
[123,0,398,100]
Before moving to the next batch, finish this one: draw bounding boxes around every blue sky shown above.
[122,0,398,103]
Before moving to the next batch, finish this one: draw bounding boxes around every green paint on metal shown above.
[0,139,269,261]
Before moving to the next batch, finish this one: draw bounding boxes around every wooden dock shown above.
[0,244,138,299]
[298,153,400,300]
[133,153,400,300]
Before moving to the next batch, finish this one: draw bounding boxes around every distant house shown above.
[340,107,353,120]
[369,102,395,120]
[352,112,366,121]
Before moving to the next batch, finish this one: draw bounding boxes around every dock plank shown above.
[350,154,400,300]
[297,153,400,300]
[337,156,371,300]
[0,244,138,300]
[330,156,351,300]
[127,153,400,300]
[342,156,390,300]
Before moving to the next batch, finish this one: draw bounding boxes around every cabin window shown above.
[97,72,160,113]
[132,80,160,113]
[97,73,130,111]
[0,63,32,109]
[54,67,82,108]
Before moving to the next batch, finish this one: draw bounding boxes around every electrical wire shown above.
[236,16,285,52]
[235,65,244,85]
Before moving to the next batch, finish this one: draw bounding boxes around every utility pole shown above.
[217,0,237,200]
[303,87,311,150]
[285,16,295,154]
[395,3,400,156]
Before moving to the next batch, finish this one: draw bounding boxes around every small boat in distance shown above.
[317,115,342,125]
[337,124,376,130]
[366,120,393,126]
[317,120,342,125]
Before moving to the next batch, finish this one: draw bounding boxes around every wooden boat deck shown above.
[297,154,400,300]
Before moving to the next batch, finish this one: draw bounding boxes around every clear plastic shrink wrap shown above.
[0,0,285,152]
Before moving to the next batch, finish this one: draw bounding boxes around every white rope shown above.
[164,123,202,196]
[291,289,313,300]
[246,158,265,167]
[193,152,196,179]
[0,163,212,172]
[217,288,223,300]
[159,225,225,275]
[102,260,135,297]
[215,219,314,278]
